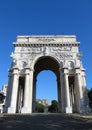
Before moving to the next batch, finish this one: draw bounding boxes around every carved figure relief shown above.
[51,46,72,52]
[43,46,50,55]
[19,61,27,69]
[68,61,74,70]
[55,53,73,60]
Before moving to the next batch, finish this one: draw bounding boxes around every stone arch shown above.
[60,61,63,68]
[32,55,61,112]
[30,54,60,70]
[6,35,87,114]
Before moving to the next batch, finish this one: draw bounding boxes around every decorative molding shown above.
[37,38,55,42]
[55,53,73,60]
[51,46,72,53]
[11,35,81,71]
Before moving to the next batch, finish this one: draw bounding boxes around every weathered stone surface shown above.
[5,35,88,114]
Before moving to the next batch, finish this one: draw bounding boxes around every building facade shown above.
[5,35,88,114]
[36,99,51,106]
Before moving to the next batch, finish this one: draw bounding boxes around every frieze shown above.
[55,53,73,60]
[14,46,74,61]
[51,46,72,52]
[20,61,27,69]
[19,46,72,54]
[37,38,55,42]
[20,47,42,53]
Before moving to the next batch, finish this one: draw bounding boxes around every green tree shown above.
[88,88,92,109]
[0,93,5,103]
[49,100,58,113]
[35,102,44,112]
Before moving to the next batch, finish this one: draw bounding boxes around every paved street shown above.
[0,113,92,130]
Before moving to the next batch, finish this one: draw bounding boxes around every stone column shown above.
[8,69,19,113]
[29,69,34,113]
[32,78,36,112]
[21,69,30,113]
[75,69,83,113]
[57,79,62,112]
[63,69,72,113]
[59,68,64,113]
[82,71,86,94]
[81,71,88,112]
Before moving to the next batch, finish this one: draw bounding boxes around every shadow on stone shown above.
[0,114,92,130]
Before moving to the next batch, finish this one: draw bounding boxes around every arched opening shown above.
[36,70,57,102]
[32,56,61,113]
[36,70,58,112]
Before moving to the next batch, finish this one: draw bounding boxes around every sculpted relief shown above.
[19,61,27,69]
[20,46,72,53]
[51,46,72,52]
[12,43,74,69]
[55,53,73,60]
[37,38,55,43]
[7,36,87,114]
[21,47,41,53]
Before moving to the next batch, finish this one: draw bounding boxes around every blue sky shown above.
[0,0,92,101]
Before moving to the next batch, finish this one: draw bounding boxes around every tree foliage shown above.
[48,100,58,113]
[88,88,92,109]
[0,93,5,103]
[35,102,44,112]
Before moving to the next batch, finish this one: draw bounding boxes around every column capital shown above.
[75,68,81,74]
[63,68,69,74]
[25,68,34,74]
[25,68,30,74]
[13,68,19,74]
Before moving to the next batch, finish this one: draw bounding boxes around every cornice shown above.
[13,35,80,47]
[17,35,76,38]
[13,42,80,47]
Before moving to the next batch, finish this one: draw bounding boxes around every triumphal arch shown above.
[5,35,87,114]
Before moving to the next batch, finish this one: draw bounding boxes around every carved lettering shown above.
[37,38,55,42]
[56,53,73,59]
[52,46,72,52]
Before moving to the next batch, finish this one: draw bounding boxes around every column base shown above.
[65,107,72,113]
[8,107,16,113]
[21,107,32,114]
